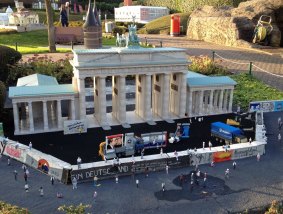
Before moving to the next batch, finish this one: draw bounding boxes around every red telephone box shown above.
[170,14,180,37]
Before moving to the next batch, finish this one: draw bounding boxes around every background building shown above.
[115,5,169,24]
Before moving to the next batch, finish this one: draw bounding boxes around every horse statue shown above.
[116,33,127,47]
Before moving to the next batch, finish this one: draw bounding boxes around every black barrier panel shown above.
[71,155,191,183]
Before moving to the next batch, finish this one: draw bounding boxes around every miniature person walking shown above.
[174,150,178,161]
[51,176,55,185]
[93,175,98,187]
[14,170,18,181]
[141,149,144,159]
[160,148,163,156]
[39,187,44,197]
[22,164,27,172]
[29,142,32,150]
[233,161,237,170]
[93,191,97,202]
[25,183,29,192]
[165,165,169,175]
[203,176,207,188]
[72,177,77,189]
[202,141,205,150]
[225,168,230,179]
[136,179,139,188]
[257,153,260,162]
[77,157,82,169]
[209,141,212,150]
[162,182,165,192]
[24,172,28,183]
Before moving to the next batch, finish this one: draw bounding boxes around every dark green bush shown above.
[0,81,6,110]
[112,26,127,35]
[0,45,22,86]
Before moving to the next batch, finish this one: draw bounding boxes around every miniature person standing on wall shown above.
[60,4,69,27]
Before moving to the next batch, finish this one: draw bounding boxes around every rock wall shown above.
[187,0,283,47]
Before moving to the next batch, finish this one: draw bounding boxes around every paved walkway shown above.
[0,111,283,214]
[22,35,283,91]
[139,35,283,91]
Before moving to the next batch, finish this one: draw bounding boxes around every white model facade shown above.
[9,47,236,135]
[115,6,169,24]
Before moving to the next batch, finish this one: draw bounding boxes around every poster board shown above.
[64,120,87,135]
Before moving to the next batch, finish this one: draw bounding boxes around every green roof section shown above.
[9,84,76,98]
[186,71,237,87]
[17,73,59,86]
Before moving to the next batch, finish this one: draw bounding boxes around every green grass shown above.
[138,13,191,35]
[231,73,283,110]
[0,29,116,54]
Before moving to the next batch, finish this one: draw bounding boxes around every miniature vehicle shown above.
[211,122,247,145]
[252,15,273,46]
[100,132,167,160]
[226,119,240,127]
[169,123,190,143]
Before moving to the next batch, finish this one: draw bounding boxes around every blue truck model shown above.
[211,122,247,144]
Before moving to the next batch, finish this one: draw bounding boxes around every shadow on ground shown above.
[155,170,247,202]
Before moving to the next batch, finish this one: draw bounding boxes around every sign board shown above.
[71,155,191,183]
[64,120,87,135]
[249,100,283,112]
[0,123,3,136]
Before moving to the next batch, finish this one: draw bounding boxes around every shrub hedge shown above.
[0,45,22,86]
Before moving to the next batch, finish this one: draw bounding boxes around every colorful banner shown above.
[64,120,87,135]
[3,144,26,162]
[213,150,233,163]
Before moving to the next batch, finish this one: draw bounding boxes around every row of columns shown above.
[187,88,234,116]
[13,99,75,133]
[77,72,188,125]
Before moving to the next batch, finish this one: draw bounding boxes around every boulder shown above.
[187,0,283,47]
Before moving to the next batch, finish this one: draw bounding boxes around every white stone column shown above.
[99,76,107,125]
[162,73,170,119]
[228,89,234,112]
[57,100,62,129]
[144,74,152,121]
[199,90,204,115]
[12,102,20,133]
[78,78,86,120]
[178,72,187,117]
[43,100,48,131]
[219,89,224,112]
[71,99,75,120]
[223,89,228,112]
[188,90,193,117]
[204,92,209,113]
[28,102,34,132]
[209,90,214,114]
[118,75,126,123]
